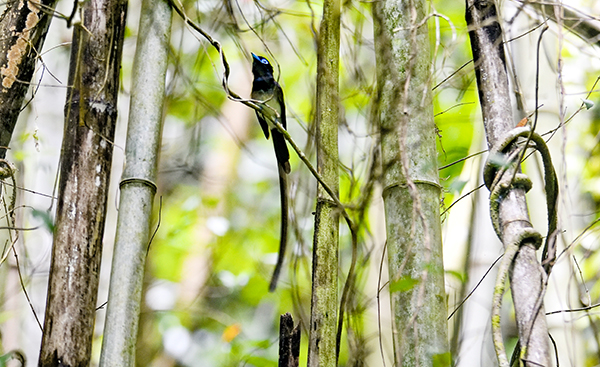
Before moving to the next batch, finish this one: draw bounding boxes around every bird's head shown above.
[251,53,274,78]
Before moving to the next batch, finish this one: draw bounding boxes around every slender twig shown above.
[13,247,43,331]
[146,196,162,255]
[448,253,503,320]
[556,216,600,261]
[510,25,549,185]
[572,255,591,307]
[168,3,362,355]
[434,102,475,117]
[432,60,472,90]
[441,184,485,217]
[168,0,350,223]
[0,226,40,231]
[546,302,600,315]
[376,241,388,367]
[439,150,486,170]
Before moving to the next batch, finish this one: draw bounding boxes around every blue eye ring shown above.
[261,58,269,65]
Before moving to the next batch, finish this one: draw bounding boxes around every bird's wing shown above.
[255,112,270,140]
[274,82,287,129]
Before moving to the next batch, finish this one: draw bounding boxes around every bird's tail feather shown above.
[271,129,290,174]
[269,164,288,292]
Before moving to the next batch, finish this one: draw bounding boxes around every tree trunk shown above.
[307,0,341,365]
[373,0,450,365]
[278,313,300,367]
[466,0,552,365]
[38,1,127,365]
[0,0,58,159]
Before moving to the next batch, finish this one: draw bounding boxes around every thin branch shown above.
[447,253,503,320]
[13,246,43,331]
[546,302,600,315]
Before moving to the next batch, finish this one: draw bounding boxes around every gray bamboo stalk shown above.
[38,0,127,365]
[373,0,450,365]
[0,0,58,159]
[307,0,341,365]
[466,0,550,365]
[99,0,172,365]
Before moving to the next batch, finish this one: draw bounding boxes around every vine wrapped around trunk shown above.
[466,0,558,365]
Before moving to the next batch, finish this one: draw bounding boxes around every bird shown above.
[250,52,290,292]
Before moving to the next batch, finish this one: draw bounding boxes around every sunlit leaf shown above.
[390,276,420,293]
[432,352,452,367]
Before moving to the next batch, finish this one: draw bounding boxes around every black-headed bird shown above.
[250,53,290,292]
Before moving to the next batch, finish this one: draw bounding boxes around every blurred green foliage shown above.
[140,0,480,365]
[128,0,600,366]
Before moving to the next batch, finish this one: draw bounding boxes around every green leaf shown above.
[432,352,452,367]
[0,350,25,367]
[249,339,272,349]
[446,270,466,283]
[390,276,419,293]
[448,179,468,194]
[244,356,277,367]
[31,209,54,232]
[488,152,510,170]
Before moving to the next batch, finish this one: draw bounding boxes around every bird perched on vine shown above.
[250,52,290,292]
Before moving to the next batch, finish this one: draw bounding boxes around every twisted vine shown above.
[483,126,558,367]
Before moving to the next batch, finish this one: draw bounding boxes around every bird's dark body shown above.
[250,53,290,291]
[251,54,290,174]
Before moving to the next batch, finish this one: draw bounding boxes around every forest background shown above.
[0,0,599,366]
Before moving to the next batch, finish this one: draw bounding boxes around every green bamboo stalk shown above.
[99,0,172,365]
[373,0,450,365]
[307,0,341,365]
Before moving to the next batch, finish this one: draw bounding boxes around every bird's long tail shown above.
[269,162,288,292]
[271,128,291,174]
